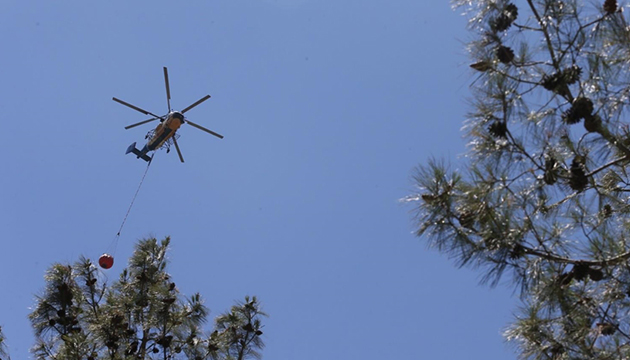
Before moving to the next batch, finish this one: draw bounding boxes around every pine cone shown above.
[491,14,513,32]
[541,66,581,96]
[572,97,594,119]
[57,283,73,305]
[563,97,594,125]
[542,73,562,91]
[588,268,604,281]
[491,3,519,32]
[572,262,590,281]
[562,108,581,125]
[505,3,518,20]
[541,72,569,96]
[488,121,508,138]
[112,314,124,324]
[563,65,582,85]
[604,0,617,14]
[569,156,588,191]
[157,335,173,348]
[550,344,564,358]
[544,156,558,185]
[598,322,616,336]
[509,244,525,259]
[496,46,515,64]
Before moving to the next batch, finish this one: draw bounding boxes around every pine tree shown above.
[27,237,266,360]
[0,326,10,360]
[407,0,630,358]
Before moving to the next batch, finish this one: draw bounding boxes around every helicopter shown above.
[113,67,223,163]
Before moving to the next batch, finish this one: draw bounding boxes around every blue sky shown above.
[1,1,518,359]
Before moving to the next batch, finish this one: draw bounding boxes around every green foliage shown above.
[27,237,267,360]
[408,0,630,358]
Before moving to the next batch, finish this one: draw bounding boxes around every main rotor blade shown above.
[124,117,159,129]
[163,67,171,112]
[172,137,185,163]
[181,95,211,114]
[113,97,162,118]
[186,119,224,139]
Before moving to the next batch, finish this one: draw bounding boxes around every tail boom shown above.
[126,142,152,162]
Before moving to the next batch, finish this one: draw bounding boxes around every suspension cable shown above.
[107,154,155,254]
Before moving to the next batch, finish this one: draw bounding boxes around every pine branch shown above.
[527,0,561,70]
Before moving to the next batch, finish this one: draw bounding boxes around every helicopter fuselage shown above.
[146,111,184,151]
[126,111,184,162]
